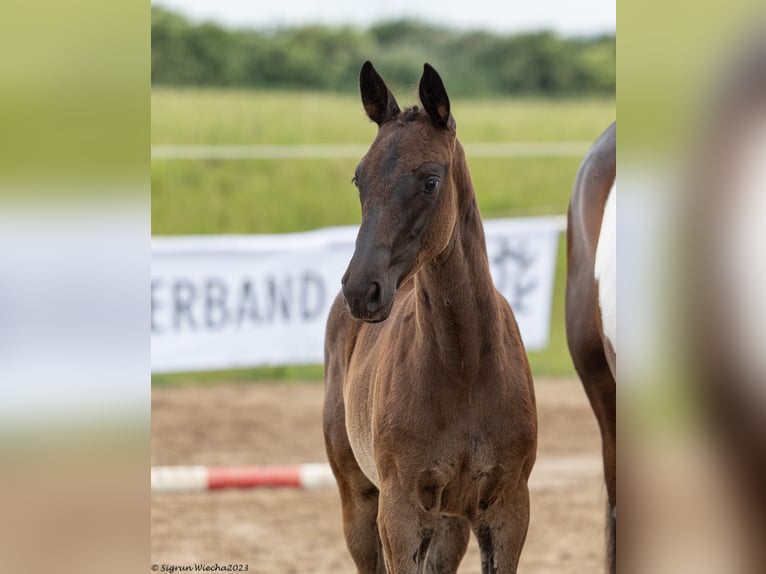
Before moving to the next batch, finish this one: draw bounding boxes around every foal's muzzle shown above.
[341,271,392,323]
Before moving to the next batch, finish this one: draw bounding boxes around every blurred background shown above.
[3,0,766,571]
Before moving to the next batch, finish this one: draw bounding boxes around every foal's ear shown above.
[360,61,400,126]
[419,63,452,130]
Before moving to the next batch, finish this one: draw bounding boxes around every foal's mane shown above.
[398,105,423,123]
[395,104,457,135]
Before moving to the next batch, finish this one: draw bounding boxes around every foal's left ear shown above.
[419,63,452,130]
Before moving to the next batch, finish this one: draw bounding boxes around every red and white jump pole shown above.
[152,463,335,492]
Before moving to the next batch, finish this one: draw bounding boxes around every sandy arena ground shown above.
[152,379,607,573]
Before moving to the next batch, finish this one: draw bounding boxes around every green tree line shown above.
[152,7,615,97]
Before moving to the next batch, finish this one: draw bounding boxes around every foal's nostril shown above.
[366,281,382,313]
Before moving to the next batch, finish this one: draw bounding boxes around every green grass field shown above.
[151,88,615,384]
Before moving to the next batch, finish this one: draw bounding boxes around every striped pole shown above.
[152,463,335,493]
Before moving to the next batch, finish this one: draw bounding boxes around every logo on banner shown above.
[491,239,539,314]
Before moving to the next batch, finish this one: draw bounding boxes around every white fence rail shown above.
[151,142,592,160]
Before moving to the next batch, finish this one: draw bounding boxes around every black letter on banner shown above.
[237,279,261,325]
[266,276,292,321]
[151,279,163,333]
[205,278,229,329]
[173,279,197,331]
[300,271,325,320]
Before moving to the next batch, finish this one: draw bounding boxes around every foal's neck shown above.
[414,142,501,369]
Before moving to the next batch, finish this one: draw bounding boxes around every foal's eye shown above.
[352,165,361,188]
[423,176,440,194]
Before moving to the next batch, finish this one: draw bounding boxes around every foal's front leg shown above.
[377,487,438,574]
[471,483,531,574]
[425,516,470,574]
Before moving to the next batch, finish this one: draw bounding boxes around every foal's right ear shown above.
[360,61,400,126]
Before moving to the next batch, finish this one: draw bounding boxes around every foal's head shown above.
[342,61,461,322]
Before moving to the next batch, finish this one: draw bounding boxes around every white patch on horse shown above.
[723,117,766,398]
[595,183,617,352]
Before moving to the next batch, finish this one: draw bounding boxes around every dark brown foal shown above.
[565,121,616,573]
[324,61,537,574]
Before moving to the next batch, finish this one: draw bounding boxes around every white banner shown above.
[151,217,564,373]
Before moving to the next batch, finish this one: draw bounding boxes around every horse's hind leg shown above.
[324,375,385,571]
[324,431,386,574]
[336,471,386,574]
[578,366,616,574]
[425,516,470,574]
[324,431,385,574]
[607,499,616,574]
[602,422,616,574]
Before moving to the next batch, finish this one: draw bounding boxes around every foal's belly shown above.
[346,416,380,487]
[344,368,380,486]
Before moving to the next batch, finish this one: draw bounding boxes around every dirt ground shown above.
[152,379,606,573]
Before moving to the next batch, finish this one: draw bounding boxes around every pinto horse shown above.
[323,62,537,574]
[565,121,616,573]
